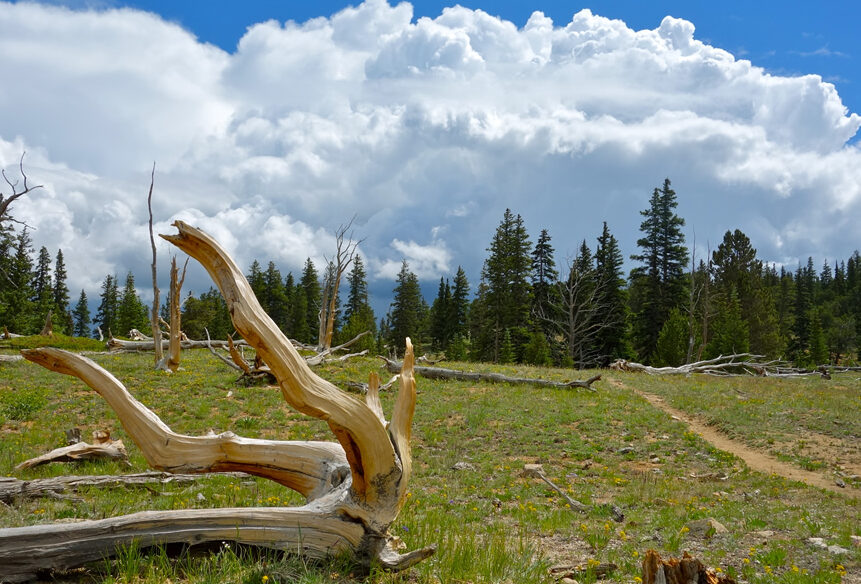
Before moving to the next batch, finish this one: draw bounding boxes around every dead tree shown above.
[156,256,188,372]
[610,354,827,377]
[146,163,164,366]
[317,218,361,352]
[0,153,43,225]
[0,222,433,582]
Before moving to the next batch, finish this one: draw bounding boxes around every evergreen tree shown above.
[449,266,470,340]
[808,310,829,365]
[387,260,426,355]
[705,286,749,358]
[429,278,452,351]
[630,178,688,362]
[498,329,514,364]
[522,330,552,366]
[72,289,91,337]
[531,229,560,330]
[94,274,119,337]
[53,249,73,333]
[340,256,376,352]
[116,272,148,336]
[594,221,629,364]
[5,229,36,333]
[653,308,690,367]
[181,287,232,340]
[32,245,54,320]
[263,261,289,331]
[247,260,266,303]
[299,258,321,344]
[477,209,533,361]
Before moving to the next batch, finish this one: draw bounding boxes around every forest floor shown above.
[0,342,858,584]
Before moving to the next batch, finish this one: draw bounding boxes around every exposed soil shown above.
[607,377,860,499]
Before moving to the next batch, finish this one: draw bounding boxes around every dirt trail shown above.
[607,377,859,499]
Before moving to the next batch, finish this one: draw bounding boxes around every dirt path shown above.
[607,377,859,499]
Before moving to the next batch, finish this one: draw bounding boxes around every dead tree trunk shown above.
[156,256,188,372]
[317,218,361,352]
[381,357,601,390]
[0,222,433,582]
[146,163,164,366]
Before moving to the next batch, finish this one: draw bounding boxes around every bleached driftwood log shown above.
[0,222,432,582]
[381,357,600,390]
[15,430,127,470]
[107,337,247,351]
[610,354,827,377]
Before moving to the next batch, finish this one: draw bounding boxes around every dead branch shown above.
[317,217,363,352]
[146,162,164,366]
[609,354,824,377]
[381,358,600,390]
[38,311,53,338]
[15,430,127,470]
[0,152,43,223]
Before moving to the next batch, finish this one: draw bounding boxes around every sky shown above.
[1,0,860,319]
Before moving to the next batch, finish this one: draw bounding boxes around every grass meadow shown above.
[0,342,858,584]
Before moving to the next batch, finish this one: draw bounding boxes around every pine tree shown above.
[94,274,118,337]
[263,261,289,331]
[116,272,148,336]
[449,266,470,341]
[653,308,690,367]
[53,249,72,333]
[429,278,452,351]
[705,286,749,358]
[299,258,321,344]
[247,260,266,303]
[478,209,533,361]
[630,178,688,362]
[387,260,426,355]
[531,229,560,330]
[340,256,376,352]
[5,228,36,333]
[594,222,629,364]
[808,310,829,365]
[32,245,54,320]
[73,289,91,337]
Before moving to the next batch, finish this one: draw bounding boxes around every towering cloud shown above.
[1,0,858,306]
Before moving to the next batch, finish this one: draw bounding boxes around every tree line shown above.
[2,178,858,367]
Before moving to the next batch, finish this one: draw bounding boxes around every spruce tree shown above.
[32,245,54,319]
[387,260,426,355]
[478,209,533,361]
[299,258,321,344]
[263,261,289,331]
[340,256,376,352]
[72,289,91,337]
[653,308,690,367]
[594,222,629,365]
[53,249,72,333]
[449,266,470,341]
[116,272,148,336]
[705,286,749,358]
[630,178,688,362]
[94,274,119,337]
[6,229,36,333]
[429,278,451,351]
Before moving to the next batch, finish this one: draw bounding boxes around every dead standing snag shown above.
[0,221,433,582]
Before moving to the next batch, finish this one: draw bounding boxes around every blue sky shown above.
[1,0,859,316]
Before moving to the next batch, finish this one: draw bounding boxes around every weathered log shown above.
[0,471,248,503]
[0,221,432,582]
[381,358,600,390]
[610,355,824,377]
[107,337,248,352]
[38,311,53,338]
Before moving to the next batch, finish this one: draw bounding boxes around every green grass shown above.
[0,350,858,583]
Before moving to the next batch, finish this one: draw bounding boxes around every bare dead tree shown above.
[146,163,164,366]
[0,152,43,225]
[317,217,362,352]
[535,258,622,369]
[156,256,188,372]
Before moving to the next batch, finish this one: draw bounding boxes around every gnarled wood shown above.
[0,221,431,581]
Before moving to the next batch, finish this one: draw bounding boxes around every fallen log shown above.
[380,358,600,390]
[107,337,248,352]
[609,355,825,377]
[0,471,249,503]
[0,221,433,582]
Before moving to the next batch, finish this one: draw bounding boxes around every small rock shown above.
[618,446,634,455]
[452,462,476,472]
[226,390,233,398]
[196,492,206,501]
[850,535,861,547]
[751,530,775,538]
[807,537,827,549]
[835,478,846,488]
[650,456,661,463]
[827,545,850,555]
[685,518,728,538]
[610,504,625,522]
[561,578,579,584]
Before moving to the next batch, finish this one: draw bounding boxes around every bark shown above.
[381,358,600,390]
[38,311,53,337]
[0,221,432,582]
[157,256,188,372]
[641,550,735,584]
[0,471,248,503]
[107,338,247,351]
[15,437,128,470]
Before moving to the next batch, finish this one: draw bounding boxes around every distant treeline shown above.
[2,178,858,367]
